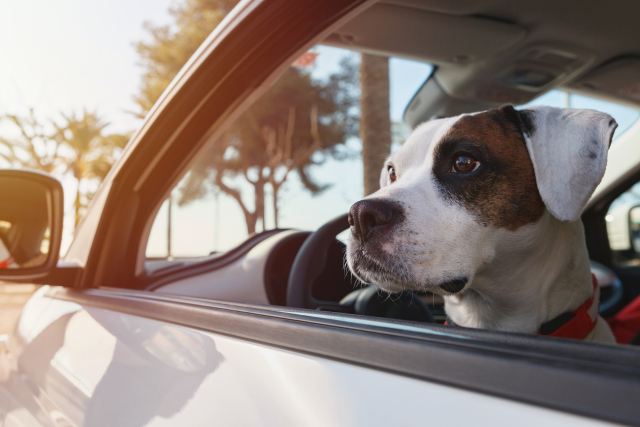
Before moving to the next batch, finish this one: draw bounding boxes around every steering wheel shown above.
[286,214,435,323]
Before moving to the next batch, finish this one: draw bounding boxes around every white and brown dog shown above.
[347,105,618,343]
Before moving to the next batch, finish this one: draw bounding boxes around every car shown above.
[1,0,640,425]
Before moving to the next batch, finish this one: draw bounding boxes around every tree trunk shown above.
[214,173,257,235]
[254,179,265,233]
[244,212,257,235]
[73,166,83,228]
[272,181,281,229]
[360,54,391,197]
[74,185,82,227]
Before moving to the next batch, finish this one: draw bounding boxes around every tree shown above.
[177,60,359,233]
[53,110,130,226]
[133,0,239,116]
[360,54,391,197]
[135,0,359,234]
[0,109,130,228]
[0,109,66,173]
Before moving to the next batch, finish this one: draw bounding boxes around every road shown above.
[0,284,37,335]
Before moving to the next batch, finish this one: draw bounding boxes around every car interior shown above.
[138,0,640,342]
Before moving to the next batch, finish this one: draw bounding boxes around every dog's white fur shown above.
[347,106,618,343]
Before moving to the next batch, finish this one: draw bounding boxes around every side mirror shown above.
[0,169,64,282]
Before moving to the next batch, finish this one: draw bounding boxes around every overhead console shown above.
[436,44,594,105]
[403,44,595,126]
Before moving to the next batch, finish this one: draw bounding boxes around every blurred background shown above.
[0,0,216,333]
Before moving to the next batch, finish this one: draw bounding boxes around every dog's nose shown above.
[349,199,399,241]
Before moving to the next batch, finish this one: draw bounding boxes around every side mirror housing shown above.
[0,169,66,282]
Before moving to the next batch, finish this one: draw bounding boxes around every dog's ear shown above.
[517,106,617,222]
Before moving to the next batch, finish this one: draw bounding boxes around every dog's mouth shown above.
[348,249,411,291]
[348,246,469,295]
[437,277,467,294]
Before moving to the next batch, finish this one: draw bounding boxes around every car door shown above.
[8,282,639,427]
[2,0,640,426]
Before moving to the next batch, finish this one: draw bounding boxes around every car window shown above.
[145,46,433,259]
[607,183,640,266]
[134,16,640,353]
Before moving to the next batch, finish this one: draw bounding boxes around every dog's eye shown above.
[452,154,480,173]
[388,166,397,183]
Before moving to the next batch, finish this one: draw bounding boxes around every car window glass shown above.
[145,46,433,259]
[607,183,640,266]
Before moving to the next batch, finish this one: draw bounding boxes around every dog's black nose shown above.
[349,199,399,241]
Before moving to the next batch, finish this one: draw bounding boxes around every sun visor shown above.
[570,57,640,105]
[323,3,525,64]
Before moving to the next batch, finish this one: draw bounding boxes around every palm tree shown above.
[359,53,391,196]
[54,110,119,226]
[1,108,130,228]
[0,109,66,173]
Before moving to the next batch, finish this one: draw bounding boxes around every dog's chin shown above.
[348,246,410,290]
[347,249,469,295]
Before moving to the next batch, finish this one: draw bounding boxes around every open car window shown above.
[132,0,640,353]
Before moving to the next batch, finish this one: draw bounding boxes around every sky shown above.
[0,0,174,251]
[2,1,639,259]
[0,0,173,133]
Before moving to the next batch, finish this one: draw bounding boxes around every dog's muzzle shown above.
[348,199,402,242]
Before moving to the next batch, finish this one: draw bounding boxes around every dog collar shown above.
[445,274,599,340]
[0,256,14,268]
[538,273,599,340]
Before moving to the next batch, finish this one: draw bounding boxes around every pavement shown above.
[0,284,37,335]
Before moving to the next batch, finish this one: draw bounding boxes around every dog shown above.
[346,105,617,343]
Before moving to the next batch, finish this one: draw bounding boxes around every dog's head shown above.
[346,105,618,295]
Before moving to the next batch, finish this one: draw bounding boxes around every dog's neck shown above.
[444,211,594,333]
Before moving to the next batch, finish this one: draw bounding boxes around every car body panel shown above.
[1,288,619,427]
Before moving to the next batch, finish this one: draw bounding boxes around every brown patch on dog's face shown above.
[432,105,545,230]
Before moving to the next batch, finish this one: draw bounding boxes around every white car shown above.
[1,0,640,426]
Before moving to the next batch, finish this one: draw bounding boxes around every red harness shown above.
[446,274,599,340]
[0,257,14,269]
[538,274,598,340]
